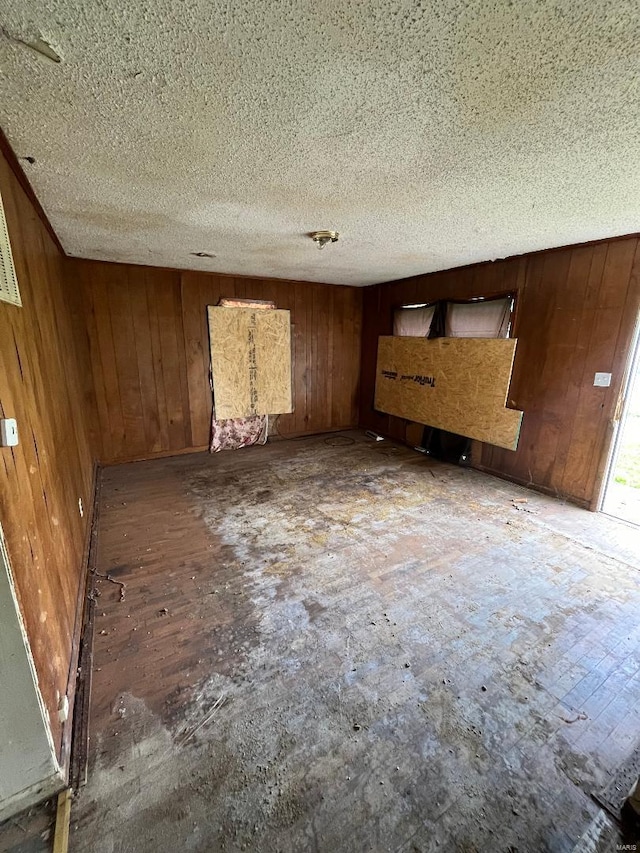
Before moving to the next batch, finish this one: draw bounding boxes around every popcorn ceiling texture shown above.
[0,1,638,286]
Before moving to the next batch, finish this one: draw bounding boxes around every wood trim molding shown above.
[71,255,357,290]
[59,462,99,775]
[0,127,66,256]
[99,444,210,466]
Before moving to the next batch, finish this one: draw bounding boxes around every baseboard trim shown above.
[99,426,360,465]
[472,463,591,510]
[68,470,102,790]
[357,424,592,509]
[59,461,100,774]
[100,445,209,466]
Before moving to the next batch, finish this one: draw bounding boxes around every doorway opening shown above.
[601,314,640,525]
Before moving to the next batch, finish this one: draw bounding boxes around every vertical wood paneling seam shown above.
[128,273,149,453]
[145,271,170,455]
[88,279,114,462]
[104,273,127,459]
[174,274,193,448]
[551,246,598,491]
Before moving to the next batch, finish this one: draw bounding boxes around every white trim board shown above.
[0,522,62,821]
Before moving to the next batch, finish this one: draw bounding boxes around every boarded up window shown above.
[374,336,523,450]
[208,306,293,419]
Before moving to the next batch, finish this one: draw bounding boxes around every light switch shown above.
[593,372,612,387]
[0,418,18,446]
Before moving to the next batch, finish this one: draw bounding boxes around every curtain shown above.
[445,298,511,338]
[393,305,435,337]
[210,412,268,452]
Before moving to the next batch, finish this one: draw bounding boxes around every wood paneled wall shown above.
[0,151,96,759]
[68,260,363,464]
[360,238,640,508]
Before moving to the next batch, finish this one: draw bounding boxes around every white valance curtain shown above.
[393,305,435,337]
[445,298,511,338]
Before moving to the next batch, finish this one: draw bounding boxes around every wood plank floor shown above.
[5,431,639,852]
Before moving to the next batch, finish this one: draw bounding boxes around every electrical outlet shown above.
[78,497,83,518]
[594,372,612,387]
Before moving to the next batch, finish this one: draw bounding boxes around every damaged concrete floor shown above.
[62,434,640,849]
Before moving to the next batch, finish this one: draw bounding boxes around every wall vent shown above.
[0,191,21,307]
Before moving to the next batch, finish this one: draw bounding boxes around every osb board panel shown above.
[374,336,523,450]
[208,306,293,419]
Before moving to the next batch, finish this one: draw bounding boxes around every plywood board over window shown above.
[208,306,293,419]
[374,336,523,450]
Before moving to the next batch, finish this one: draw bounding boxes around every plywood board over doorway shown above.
[208,306,293,419]
[374,336,523,450]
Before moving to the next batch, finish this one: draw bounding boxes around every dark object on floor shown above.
[421,426,471,465]
[620,775,640,843]
[620,799,640,831]
[594,746,640,818]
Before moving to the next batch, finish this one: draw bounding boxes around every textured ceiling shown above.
[1,1,639,286]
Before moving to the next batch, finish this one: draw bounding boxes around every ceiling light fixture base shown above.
[309,230,339,249]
